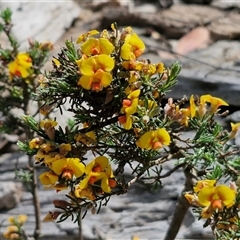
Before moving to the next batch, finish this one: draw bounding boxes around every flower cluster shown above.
[3,215,28,240]
[29,119,116,195]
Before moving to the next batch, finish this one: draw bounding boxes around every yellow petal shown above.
[215,185,236,207]
[198,186,215,206]
[155,128,171,146]
[78,75,92,90]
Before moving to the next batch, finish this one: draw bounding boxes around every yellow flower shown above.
[79,70,112,92]
[59,143,72,156]
[121,89,140,115]
[3,226,19,239]
[8,215,28,226]
[78,54,114,91]
[136,128,171,150]
[79,156,115,193]
[8,53,32,79]
[39,171,59,187]
[155,62,165,74]
[29,137,43,149]
[200,94,228,114]
[40,119,58,140]
[121,33,145,60]
[74,185,96,200]
[80,54,114,76]
[198,185,236,210]
[118,114,133,130]
[193,179,216,193]
[40,119,58,129]
[229,122,240,139]
[184,193,202,207]
[81,38,114,55]
[76,29,99,44]
[51,158,85,180]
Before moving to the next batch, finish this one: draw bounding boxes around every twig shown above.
[163,166,193,240]
[29,155,41,240]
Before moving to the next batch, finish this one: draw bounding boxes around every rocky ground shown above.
[0,0,240,239]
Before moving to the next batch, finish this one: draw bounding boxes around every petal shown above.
[125,98,138,115]
[123,114,133,130]
[128,89,140,100]
[39,171,58,185]
[78,75,92,90]
[80,56,96,75]
[120,42,132,60]
[156,128,171,146]
[79,175,91,189]
[101,176,111,193]
[215,185,236,207]
[95,156,109,170]
[98,38,114,55]
[67,158,85,178]
[94,70,112,87]
[136,131,154,150]
[85,160,96,174]
[198,186,215,206]
[95,54,114,72]
[81,38,98,55]
[51,158,67,175]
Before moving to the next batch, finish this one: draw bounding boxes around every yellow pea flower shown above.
[8,53,32,80]
[121,89,140,115]
[121,33,145,60]
[200,94,228,114]
[76,29,99,44]
[79,156,115,193]
[80,54,114,76]
[198,185,236,210]
[229,122,240,139]
[78,70,112,92]
[136,128,171,150]
[81,38,114,55]
[51,158,85,180]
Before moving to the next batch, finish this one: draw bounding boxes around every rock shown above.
[0,0,81,48]
[0,181,22,210]
[208,13,240,40]
[152,4,223,38]
[174,27,211,55]
[211,0,240,10]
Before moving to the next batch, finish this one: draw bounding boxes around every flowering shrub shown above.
[2,7,240,240]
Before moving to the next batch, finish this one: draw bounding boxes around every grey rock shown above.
[0,181,22,210]
[0,1,81,48]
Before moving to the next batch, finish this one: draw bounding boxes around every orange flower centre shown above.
[88,176,96,185]
[211,199,223,210]
[62,169,73,179]
[123,99,132,108]
[14,70,22,77]
[152,141,162,150]
[91,47,100,55]
[91,81,101,92]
